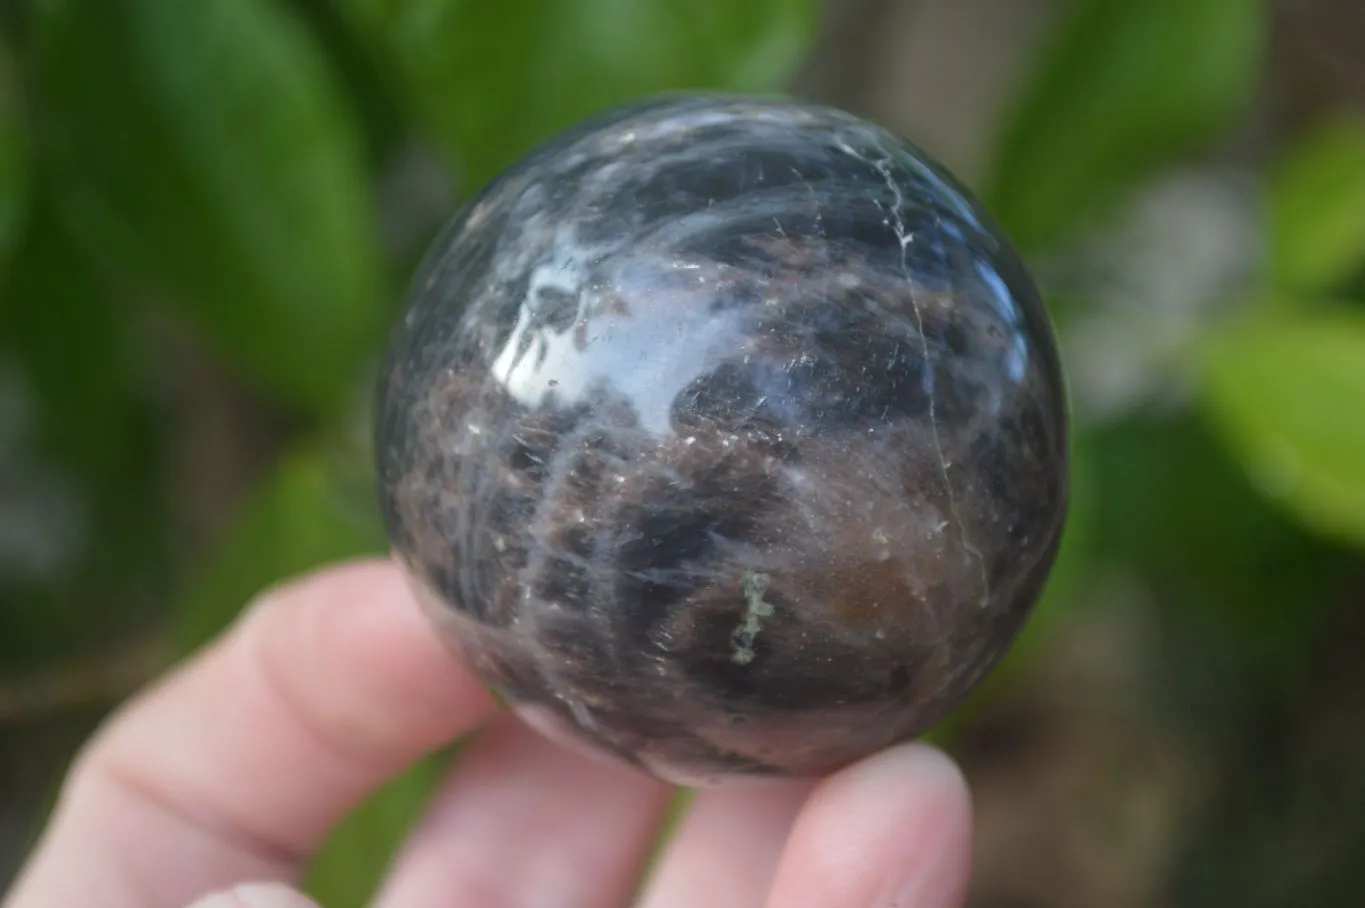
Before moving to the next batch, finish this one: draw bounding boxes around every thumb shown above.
[186,883,321,908]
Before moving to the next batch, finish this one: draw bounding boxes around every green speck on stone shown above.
[731,571,774,665]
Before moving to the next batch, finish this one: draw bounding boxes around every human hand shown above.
[1,559,972,908]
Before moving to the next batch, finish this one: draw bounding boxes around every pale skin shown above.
[1,558,973,908]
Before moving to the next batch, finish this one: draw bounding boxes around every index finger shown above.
[3,558,494,908]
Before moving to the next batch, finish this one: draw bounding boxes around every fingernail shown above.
[187,882,321,908]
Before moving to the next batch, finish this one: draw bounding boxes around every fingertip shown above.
[817,741,971,820]
[768,742,973,908]
[637,777,814,908]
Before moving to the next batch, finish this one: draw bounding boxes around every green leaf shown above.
[986,0,1266,252]
[342,0,818,188]
[1086,411,1352,734]
[34,0,387,413]
[305,750,449,908]
[0,39,27,282]
[1200,313,1365,550]
[0,203,169,670]
[177,445,387,650]
[1269,115,1365,294]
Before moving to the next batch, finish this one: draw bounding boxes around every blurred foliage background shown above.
[2,0,1365,905]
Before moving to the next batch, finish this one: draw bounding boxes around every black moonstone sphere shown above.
[374,94,1068,784]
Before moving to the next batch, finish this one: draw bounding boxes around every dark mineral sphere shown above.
[374,94,1069,784]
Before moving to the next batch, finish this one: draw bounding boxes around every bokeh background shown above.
[2,0,1365,905]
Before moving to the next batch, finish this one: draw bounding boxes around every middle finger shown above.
[636,779,815,908]
[372,713,671,908]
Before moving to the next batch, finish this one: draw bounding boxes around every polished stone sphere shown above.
[374,94,1069,784]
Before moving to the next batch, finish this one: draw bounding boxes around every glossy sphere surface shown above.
[375,95,1068,784]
